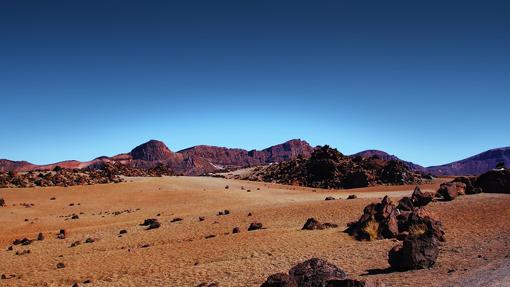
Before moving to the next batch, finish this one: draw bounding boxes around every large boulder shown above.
[388,235,439,270]
[452,176,479,194]
[475,169,510,194]
[261,273,298,287]
[288,258,347,287]
[437,182,466,200]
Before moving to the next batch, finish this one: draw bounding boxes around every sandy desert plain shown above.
[0,175,509,287]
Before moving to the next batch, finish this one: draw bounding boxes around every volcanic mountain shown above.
[0,139,315,175]
[425,147,510,176]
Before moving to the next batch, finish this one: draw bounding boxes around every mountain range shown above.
[0,139,508,176]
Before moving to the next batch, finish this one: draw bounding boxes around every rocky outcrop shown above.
[346,196,399,240]
[437,182,466,201]
[245,146,423,189]
[347,194,444,242]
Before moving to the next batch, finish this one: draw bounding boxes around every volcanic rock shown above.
[326,279,381,287]
[302,218,338,230]
[437,182,465,200]
[261,273,298,287]
[0,198,5,207]
[411,186,433,207]
[346,196,399,240]
[288,258,347,287]
[248,222,263,231]
[388,234,439,271]
[475,169,510,194]
[37,233,44,241]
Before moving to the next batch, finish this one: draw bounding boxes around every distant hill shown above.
[1,140,508,176]
[0,139,314,175]
[350,150,427,173]
[425,147,510,176]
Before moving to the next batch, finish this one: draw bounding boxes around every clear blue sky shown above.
[1,0,509,166]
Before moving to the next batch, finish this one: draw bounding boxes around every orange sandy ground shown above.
[0,177,509,287]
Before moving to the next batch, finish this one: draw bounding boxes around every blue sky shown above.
[0,0,509,166]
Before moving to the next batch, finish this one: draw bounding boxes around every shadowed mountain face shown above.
[426,147,510,176]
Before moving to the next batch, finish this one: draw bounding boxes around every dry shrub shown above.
[409,223,428,237]
[362,219,380,241]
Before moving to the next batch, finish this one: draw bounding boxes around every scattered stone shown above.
[232,227,241,234]
[13,238,32,246]
[205,235,216,239]
[248,222,263,231]
[171,217,183,223]
[196,282,219,287]
[50,197,56,200]
[119,229,127,235]
[0,198,5,207]
[15,249,30,256]
[147,220,161,230]
[199,216,206,221]
[71,214,79,220]
[347,195,357,200]
[248,212,253,216]
[225,185,229,189]
[70,241,81,247]
[325,196,335,201]
[57,229,66,239]
[56,262,65,269]
[37,233,44,241]
[85,237,95,243]
[141,218,158,226]
[302,218,338,230]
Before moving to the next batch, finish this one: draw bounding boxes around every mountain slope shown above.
[426,147,510,176]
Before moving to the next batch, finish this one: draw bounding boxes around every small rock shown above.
[325,196,335,201]
[56,262,65,269]
[248,222,263,231]
[37,233,44,241]
[119,229,127,235]
[347,195,357,199]
[171,217,183,223]
[232,227,240,234]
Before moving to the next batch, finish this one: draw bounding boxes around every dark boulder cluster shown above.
[345,187,445,271]
[0,162,174,188]
[261,258,381,287]
[245,146,423,189]
[141,218,160,230]
[346,188,443,243]
[0,168,122,188]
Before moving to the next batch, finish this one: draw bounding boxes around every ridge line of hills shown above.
[1,139,509,176]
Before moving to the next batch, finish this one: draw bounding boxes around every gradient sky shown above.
[1,0,509,166]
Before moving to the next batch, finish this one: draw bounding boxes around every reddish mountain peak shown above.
[130,140,174,161]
